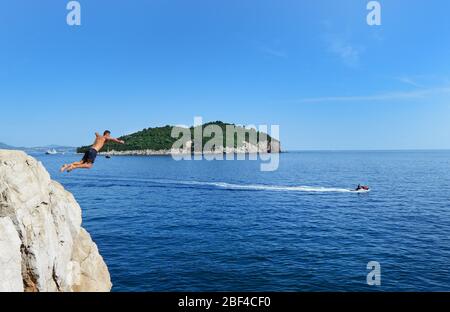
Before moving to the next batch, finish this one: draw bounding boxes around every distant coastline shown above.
[85,149,282,156]
[0,142,76,154]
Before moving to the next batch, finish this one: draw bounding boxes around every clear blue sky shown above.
[1,0,449,150]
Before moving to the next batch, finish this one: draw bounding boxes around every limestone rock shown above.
[0,217,23,291]
[0,150,112,292]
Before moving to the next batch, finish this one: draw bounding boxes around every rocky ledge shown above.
[0,150,111,292]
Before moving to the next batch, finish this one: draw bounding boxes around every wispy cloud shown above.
[296,86,450,103]
[395,75,450,89]
[260,46,288,59]
[323,33,365,67]
[328,38,362,67]
[396,76,424,88]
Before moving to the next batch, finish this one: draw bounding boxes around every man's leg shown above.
[60,161,84,172]
[66,162,93,172]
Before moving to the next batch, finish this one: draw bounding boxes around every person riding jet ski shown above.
[355,184,370,191]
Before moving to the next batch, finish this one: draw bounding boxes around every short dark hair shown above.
[104,130,111,135]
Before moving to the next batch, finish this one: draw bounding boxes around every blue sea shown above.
[36,151,450,291]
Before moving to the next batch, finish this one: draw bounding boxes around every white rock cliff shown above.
[0,150,112,292]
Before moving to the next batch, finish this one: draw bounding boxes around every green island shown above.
[77,121,280,154]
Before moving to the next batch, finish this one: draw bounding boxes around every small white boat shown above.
[45,149,58,155]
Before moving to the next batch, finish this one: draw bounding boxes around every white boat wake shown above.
[77,176,369,193]
[174,180,369,193]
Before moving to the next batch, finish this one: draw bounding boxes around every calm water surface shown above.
[36,151,450,291]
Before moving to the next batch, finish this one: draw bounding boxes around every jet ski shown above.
[355,184,370,191]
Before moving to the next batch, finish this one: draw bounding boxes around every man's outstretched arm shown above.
[107,137,125,144]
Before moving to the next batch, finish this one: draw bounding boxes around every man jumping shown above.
[60,130,125,173]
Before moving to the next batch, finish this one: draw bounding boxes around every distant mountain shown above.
[77,121,281,154]
[25,146,76,153]
[0,143,75,153]
[0,142,14,149]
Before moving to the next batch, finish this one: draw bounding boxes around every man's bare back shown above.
[60,130,125,173]
[92,132,124,152]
